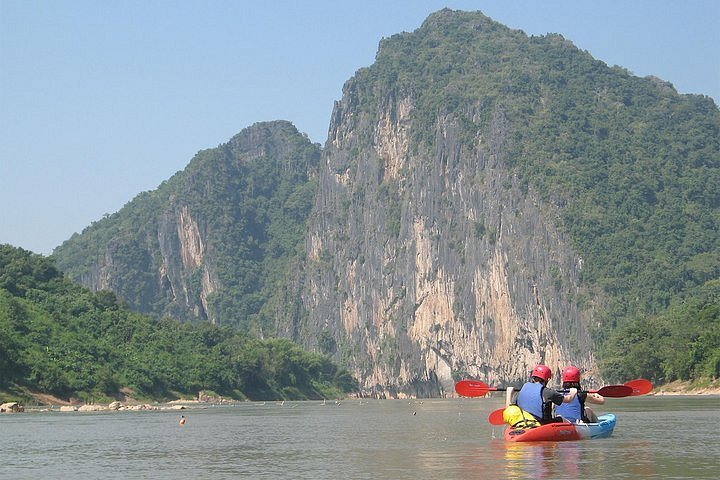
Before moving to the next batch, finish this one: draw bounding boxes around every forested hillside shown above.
[601,280,719,382]
[53,121,320,335]
[0,245,356,403]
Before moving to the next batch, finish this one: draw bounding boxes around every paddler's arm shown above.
[561,387,578,403]
[585,392,605,405]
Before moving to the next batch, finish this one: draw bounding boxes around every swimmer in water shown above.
[179,415,186,425]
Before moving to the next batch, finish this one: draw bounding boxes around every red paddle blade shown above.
[625,378,653,395]
[488,407,505,425]
[596,384,634,398]
[455,380,491,397]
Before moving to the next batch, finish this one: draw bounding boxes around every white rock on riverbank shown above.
[0,402,24,413]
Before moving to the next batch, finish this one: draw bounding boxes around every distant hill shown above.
[54,120,320,335]
[52,9,719,395]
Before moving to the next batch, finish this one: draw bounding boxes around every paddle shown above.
[591,384,633,398]
[455,380,507,397]
[625,378,653,395]
[486,379,652,425]
[488,408,505,425]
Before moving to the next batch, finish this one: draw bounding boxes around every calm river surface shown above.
[1,396,718,479]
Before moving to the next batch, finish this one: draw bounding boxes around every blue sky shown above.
[1,0,718,255]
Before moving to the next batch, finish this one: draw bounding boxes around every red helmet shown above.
[562,365,581,383]
[531,364,552,382]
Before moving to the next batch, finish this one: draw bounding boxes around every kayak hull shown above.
[504,414,616,442]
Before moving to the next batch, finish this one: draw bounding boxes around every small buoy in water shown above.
[179,415,186,425]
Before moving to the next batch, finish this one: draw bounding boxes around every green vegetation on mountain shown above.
[53,121,320,334]
[353,10,719,382]
[0,245,356,403]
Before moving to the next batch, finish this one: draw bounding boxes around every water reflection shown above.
[495,437,663,479]
[496,441,580,479]
[449,441,574,479]
[454,436,660,480]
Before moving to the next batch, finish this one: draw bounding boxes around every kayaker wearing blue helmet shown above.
[555,365,605,423]
[512,364,578,424]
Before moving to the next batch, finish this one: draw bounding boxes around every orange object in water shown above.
[179,416,186,425]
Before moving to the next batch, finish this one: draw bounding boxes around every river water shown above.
[1,396,718,479]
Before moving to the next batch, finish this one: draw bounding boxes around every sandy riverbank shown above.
[650,379,720,396]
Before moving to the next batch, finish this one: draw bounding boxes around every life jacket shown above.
[556,392,588,423]
[516,381,545,420]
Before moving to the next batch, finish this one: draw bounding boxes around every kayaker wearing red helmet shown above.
[513,364,578,424]
[555,365,605,423]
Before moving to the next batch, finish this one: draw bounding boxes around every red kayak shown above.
[504,414,616,442]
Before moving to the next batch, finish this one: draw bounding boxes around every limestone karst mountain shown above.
[53,10,720,397]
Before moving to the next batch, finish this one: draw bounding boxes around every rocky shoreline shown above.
[14,399,208,413]
[53,401,191,412]
[0,389,233,413]
[2,382,718,414]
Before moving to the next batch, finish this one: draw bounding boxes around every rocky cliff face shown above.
[276,11,601,397]
[280,92,595,398]
[156,203,217,320]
